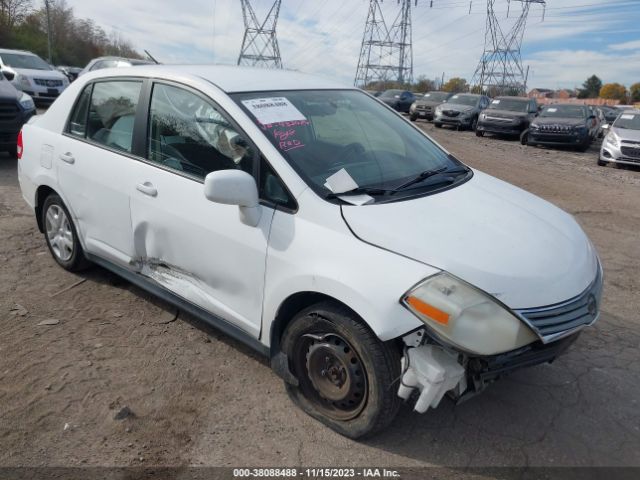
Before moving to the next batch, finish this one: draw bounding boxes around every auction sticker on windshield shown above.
[241,97,306,125]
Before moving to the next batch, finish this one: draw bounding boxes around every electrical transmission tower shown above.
[238,0,283,69]
[471,0,546,96]
[355,1,425,88]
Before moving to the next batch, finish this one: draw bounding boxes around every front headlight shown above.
[402,272,537,355]
[435,106,443,114]
[606,132,619,148]
[17,74,31,89]
[19,92,35,111]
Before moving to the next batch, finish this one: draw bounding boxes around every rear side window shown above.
[87,81,142,153]
[67,85,92,137]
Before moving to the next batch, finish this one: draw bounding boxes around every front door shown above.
[128,82,273,338]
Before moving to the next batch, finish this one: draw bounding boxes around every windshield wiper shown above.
[390,167,467,194]
[325,186,394,199]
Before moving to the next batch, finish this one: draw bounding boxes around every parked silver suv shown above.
[0,48,69,104]
[433,93,491,131]
[599,109,640,167]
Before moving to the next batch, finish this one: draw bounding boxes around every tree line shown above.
[0,0,141,68]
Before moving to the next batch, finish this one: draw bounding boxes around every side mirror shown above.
[2,69,15,81]
[204,169,261,226]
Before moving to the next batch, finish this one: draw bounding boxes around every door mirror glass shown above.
[2,70,15,81]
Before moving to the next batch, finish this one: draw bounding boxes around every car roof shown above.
[85,64,348,93]
[0,48,37,56]
[495,96,528,101]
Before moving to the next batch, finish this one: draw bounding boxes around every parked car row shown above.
[386,88,631,163]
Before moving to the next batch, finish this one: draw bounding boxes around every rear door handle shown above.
[59,153,75,164]
[136,182,158,197]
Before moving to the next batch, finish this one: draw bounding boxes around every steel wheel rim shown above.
[45,205,74,261]
[294,332,368,421]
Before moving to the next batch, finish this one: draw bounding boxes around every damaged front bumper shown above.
[398,330,580,412]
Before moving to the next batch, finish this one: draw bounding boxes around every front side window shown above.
[87,80,142,153]
[233,90,468,202]
[67,84,92,137]
[147,83,254,179]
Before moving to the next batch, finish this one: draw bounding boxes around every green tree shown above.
[578,75,602,99]
[441,77,469,93]
[630,83,640,103]
[413,75,436,93]
[599,83,627,101]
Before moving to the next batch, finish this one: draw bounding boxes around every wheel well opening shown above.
[35,185,56,232]
[269,292,358,357]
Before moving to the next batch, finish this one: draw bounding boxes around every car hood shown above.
[532,116,585,127]
[415,99,445,107]
[9,67,65,80]
[341,170,598,309]
[0,78,20,101]
[483,109,528,120]
[612,126,640,142]
[441,103,475,113]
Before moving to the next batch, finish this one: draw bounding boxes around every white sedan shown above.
[17,65,602,438]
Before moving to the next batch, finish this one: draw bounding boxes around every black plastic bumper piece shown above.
[457,333,580,402]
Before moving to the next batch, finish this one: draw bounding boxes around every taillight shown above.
[16,130,23,159]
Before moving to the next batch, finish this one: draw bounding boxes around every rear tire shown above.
[281,301,401,439]
[434,123,442,128]
[42,194,91,272]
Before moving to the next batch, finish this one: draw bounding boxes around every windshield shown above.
[0,53,52,71]
[423,92,449,102]
[380,89,403,98]
[448,94,478,107]
[613,112,640,130]
[488,98,529,112]
[232,90,468,201]
[540,105,587,119]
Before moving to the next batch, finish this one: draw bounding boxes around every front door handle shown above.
[59,152,75,164]
[136,182,158,197]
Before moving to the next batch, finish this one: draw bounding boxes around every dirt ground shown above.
[1,121,639,471]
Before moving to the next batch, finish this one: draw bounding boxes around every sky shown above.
[65,0,640,90]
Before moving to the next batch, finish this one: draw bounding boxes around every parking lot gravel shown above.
[1,122,639,470]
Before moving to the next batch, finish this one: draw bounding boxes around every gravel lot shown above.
[1,121,639,471]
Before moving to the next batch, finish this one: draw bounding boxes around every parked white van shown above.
[0,49,69,104]
[17,65,602,438]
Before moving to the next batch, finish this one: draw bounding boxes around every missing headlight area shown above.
[399,328,581,412]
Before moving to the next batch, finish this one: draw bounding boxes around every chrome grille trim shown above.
[515,263,603,344]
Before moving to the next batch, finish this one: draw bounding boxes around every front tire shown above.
[281,302,401,439]
[410,113,418,122]
[597,159,608,166]
[434,122,442,128]
[42,194,90,272]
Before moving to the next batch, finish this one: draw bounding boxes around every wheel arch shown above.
[34,184,57,233]
[268,291,366,357]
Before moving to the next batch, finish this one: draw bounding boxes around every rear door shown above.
[57,79,143,266]
[127,81,275,337]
